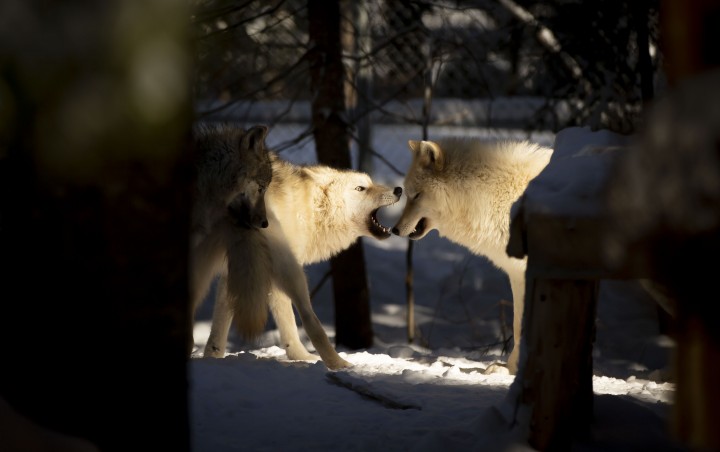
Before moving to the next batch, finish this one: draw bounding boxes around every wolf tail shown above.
[225,231,272,340]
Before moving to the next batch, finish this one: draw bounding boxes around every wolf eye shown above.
[413,192,421,200]
[355,186,366,192]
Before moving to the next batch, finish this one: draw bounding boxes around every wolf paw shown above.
[203,344,225,358]
[326,357,352,370]
[286,350,320,362]
[483,363,510,375]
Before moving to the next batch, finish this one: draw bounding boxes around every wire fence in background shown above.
[193,0,662,164]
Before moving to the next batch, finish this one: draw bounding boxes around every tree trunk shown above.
[0,2,193,451]
[307,0,373,349]
[633,0,654,104]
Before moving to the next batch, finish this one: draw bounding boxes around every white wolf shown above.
[199,152,403,370]
[392,138,553,374]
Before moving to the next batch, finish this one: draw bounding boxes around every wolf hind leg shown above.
[267,287,319,362]
[189,235,226,354]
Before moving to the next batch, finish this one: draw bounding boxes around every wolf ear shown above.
[304,166,335,186]
[408,140,443,170]
[242,125,269,156]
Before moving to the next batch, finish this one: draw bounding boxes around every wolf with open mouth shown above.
[392,137,553,374]
[199,151,402,370]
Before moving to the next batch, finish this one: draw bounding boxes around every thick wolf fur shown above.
[392,138,553,374]
[203,153,403,370]
[189,122,273,353]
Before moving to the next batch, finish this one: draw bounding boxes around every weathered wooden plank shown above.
[515,212,653,280]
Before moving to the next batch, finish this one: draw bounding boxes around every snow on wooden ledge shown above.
[512,126,633,221]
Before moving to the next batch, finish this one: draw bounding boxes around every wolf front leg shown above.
[293,300,352,370]
[268,287,320,362]
[507,265,527,375]
[189,232,226,355]
[271,248,352,370]
[204,274,232,358]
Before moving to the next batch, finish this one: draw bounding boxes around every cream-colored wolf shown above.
[196,149,402,370]
[392,138,552,374]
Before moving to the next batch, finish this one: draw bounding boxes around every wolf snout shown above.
[249,212,269,229]
[393,187,403,197]
[391,226,400,235]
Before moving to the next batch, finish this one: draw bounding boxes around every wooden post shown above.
[522,277,598,450]
[506,209,645,449]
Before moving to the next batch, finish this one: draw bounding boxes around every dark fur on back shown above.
[191,122,272,230]
[192,123,272,205]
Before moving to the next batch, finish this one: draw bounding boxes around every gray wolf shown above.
[201,152,403,370]
[392,138,553,374]
[189,122,273,353]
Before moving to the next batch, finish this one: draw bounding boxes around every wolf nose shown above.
[260,220,269,228]
[391,227,400,235]
[393,187,403,196]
